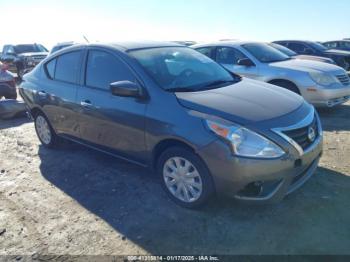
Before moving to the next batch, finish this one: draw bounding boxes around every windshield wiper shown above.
[166,87,199,92]
[166,79,238,92]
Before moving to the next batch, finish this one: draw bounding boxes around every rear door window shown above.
[54,51,82,84]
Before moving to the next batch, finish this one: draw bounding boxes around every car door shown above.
[39,50,83,138]
[215,46,259,79]
[76,48,147,162]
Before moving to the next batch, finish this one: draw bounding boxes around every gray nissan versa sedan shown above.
[19,42,323,208]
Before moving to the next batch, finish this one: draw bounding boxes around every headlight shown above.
[309,71,336,86]
[205,120,285,158]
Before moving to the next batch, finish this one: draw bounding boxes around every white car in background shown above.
[193,41,350,107]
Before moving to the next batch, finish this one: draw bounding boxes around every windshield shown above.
[309,42,328,51]
[129,47,239,91]
[270,43,297,57]
[14,44,47,54]
[242,43,291,63]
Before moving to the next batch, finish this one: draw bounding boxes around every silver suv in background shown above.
[193,41,350,107]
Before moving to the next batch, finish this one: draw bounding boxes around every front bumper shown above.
[197,132,323,203]
[303,85,350,107]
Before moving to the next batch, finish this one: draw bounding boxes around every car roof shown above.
[274,40,316,44]
[109,41,184,51]
[59,41,184,53]
[192,41,266,48]
[5,43,43,46]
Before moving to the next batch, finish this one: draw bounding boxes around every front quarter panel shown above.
[144,91,218,163]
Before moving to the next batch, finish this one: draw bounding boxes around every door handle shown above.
[38,91,47,97]
[80,100,94,108]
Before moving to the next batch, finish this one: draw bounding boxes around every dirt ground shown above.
[0,102,350,257]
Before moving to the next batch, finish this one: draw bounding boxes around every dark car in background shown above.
[323,40,350,52]
[19,42,322,208]
[269,43,336,65]
[0,62,17,99]
[0,43,48,78]
[274,40,350,71]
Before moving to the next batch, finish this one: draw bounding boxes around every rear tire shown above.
[269,80,301,95]
[157,146,215,208]
[34,112,59,148]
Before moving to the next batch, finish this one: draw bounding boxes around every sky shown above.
[1,0,350,50]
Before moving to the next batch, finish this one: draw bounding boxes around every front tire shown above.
[34,112,58,148]
[157,147,215,208]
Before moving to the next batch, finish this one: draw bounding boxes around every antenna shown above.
[83,35,90,43]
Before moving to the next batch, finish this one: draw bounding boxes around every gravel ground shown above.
[0,102,350,256]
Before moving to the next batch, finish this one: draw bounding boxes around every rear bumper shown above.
[197,133,323,204]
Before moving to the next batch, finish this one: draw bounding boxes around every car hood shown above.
[175,79,304,125]
[270,59,344,74]
[324,49,350,57]
[18,52,48,57]
[295,55,333,64]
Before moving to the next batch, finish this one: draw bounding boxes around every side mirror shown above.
[237,58,255,67]
[110,81,141,98]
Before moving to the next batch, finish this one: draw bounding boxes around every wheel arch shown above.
[30,107,46,118]
[267,79,301,94]
[152,138,196,169]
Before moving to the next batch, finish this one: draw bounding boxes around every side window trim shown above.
[44,58,57,80]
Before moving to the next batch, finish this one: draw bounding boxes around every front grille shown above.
[32,56,47,62]
[336,74,350,86]
[282,116,318,150]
